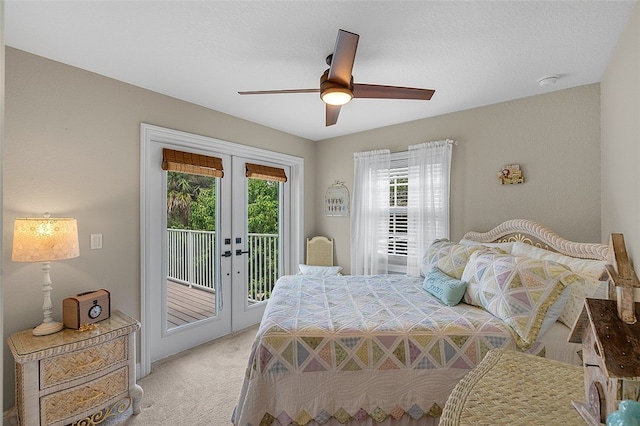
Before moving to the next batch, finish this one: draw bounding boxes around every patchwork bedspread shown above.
[233,274,542,426]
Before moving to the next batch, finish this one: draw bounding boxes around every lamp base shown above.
[32,321,64,336]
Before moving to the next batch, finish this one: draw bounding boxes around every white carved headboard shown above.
[462,219,609,261]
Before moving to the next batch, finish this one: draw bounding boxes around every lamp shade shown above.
[12,218,80,262]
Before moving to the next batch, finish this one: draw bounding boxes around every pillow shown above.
[423,267,468,306]
[422,239,501,279]
[508,241,609,328]
[461,252,579,349]
[510,241,605,280]
[539,285,571,336]
[458,239,516,254]
[298,264,343,276]
[558,274,608,327]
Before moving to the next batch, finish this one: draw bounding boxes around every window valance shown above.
[162,148,224,178]
[245,163,287,183]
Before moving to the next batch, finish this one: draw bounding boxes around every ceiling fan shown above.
[238,29,435,126]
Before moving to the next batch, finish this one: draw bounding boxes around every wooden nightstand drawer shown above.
[40,366,129,425]
[40,335,128,389]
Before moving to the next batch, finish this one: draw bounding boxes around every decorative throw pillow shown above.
[461,252,579,349]
[421,239,499,279]
[423,267,468,306]
[298,264,343,276]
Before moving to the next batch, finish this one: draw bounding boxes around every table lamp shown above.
[12,215,80,336]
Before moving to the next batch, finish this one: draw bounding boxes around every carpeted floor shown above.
[112,325,258,425]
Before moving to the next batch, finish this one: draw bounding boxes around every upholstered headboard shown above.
[306,236,334,266]
[462,219,610,262]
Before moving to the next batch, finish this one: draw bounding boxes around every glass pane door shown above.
[165,171,218,330]
[246,177,280,304]
[231,157,288,330]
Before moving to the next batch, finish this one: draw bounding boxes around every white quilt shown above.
[233,274,544,426]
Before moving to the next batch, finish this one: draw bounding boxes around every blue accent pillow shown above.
[423,267,468,306]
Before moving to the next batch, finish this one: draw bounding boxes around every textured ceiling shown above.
[5,1,637,141]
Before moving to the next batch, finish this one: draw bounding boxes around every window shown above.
[351,141,452,276]
[388,155,409,273]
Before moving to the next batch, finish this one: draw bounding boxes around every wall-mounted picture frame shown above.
[325,182,350,216]
[498,164,524,185]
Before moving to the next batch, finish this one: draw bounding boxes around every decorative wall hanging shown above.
[498,164,524,185]
[325,181,350,216]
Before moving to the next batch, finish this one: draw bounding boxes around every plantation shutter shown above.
[388,161,409,259]
[162,148,224,178]
[245,163,287,183]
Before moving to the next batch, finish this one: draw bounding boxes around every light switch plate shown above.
[91,234,103,249]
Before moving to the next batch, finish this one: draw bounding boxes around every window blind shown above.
[245,163,287,183]
[162,148,224,178]
[388,160,409,264]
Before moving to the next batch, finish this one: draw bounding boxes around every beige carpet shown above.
[113,325,258,425]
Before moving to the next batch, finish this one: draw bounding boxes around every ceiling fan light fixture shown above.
[321,87,353,105]
[239,30,435,126]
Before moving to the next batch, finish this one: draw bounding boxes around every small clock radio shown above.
[63,289,111,329]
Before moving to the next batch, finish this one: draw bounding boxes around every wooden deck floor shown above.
[167,280,216,329]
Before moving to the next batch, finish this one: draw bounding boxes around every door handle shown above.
[222,250,232,258]
[235,249,250,256]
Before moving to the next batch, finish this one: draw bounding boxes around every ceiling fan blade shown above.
[327,29,359,86]
[238,89,319,95]
[326,104,341,126]
[352,84,435,100]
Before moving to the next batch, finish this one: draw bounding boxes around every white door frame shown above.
[140,123,304,377]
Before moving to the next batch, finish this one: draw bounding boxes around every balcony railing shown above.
[166,229,279,302]
[167,229,216,290]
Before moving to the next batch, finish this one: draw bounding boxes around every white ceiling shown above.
[5,1,637,141]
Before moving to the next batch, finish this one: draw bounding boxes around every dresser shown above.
[7,310,143,426]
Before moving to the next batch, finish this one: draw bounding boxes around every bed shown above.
[232,219,610,426]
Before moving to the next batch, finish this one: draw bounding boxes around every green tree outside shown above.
[166,172,279,234]
[247,179,279,234]
[167,172,280,301]
[191,187,217,231]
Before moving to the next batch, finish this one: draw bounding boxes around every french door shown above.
[140,124,303,375]
[231,156,290,329]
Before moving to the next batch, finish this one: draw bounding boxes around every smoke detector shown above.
[537,75,559,87]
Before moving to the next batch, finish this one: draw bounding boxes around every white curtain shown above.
[406,140,453,276]
[351,149,391,275]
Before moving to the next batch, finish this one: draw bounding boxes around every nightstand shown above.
[7,310,143,426]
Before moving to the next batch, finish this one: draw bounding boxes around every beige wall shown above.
[2,48,316,409]
[601,4,640,290]
[316,85,602,273]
